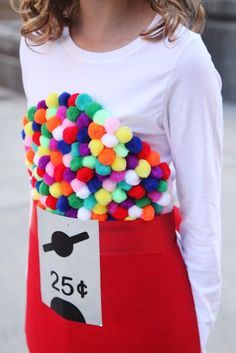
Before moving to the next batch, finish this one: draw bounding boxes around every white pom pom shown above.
[102,179,117,192]
[33,153,40,165]
[77,207,91,220]
[101,133,119,148]
[125,170,140,186]
[76,185,91,199]
[156,192,171,206]
[52,126,63,141]
[128,205,143,219]
[70,179,85,193]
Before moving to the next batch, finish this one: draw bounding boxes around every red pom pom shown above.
[138,141,151,159]
[46,195,57,210]
[32,131,41,146]
[112,207,128,220]
[76,167,94,182]
[37,167,45,177]
[31,177,37,188]
[159,162,171,180]
[68,93,79,107]
[54,164,66,182]
[128,185,146,199]
[63,126,79,144]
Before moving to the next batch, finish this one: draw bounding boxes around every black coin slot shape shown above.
[51,297,86,323]
[43,231,89,257]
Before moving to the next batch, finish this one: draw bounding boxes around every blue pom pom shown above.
[141,177,159,192]
[59,92,71,106]
[36,181,41,192]
[87,177,103,193]
[95,160,111,176]
[57,196,70,212]
[57,140,71,154]
[21,129,26,140]
[77,127,90,143]
[125,136,142,154]
[107,215,116,221]
[32,121,41,132]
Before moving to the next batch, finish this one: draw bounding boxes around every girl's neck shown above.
[69,0,156,52]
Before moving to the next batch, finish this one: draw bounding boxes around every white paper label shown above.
[37,206,103,326]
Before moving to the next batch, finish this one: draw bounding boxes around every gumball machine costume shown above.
[21,92,201,353]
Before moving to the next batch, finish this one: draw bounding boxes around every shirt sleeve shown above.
[162,35,224,353]
[19,35,30,101]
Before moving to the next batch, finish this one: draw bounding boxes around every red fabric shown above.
[25,204,200,353]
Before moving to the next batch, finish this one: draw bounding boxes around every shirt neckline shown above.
[62,12,162,62]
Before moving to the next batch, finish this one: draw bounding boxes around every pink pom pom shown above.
[57,106,67,121]
[62,153,72,167]
[110,171,126,182]
[62,118,76,130]
[49,138,58,151]
[39,195,47,206]
[45,161,55,177]
[107,201,118,213]
[147,191,161,202]
[102,179,117,192]
[104,117,120,134]
[70,178,85,193]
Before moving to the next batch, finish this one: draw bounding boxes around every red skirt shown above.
[25,203,201,353]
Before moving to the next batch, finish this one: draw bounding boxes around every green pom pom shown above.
[82,156,96,169]
[85,101,103,119]
[135,196,151,208]
[118,180,132,191]
[93,109,111,125]
[114,143,129,157]
[68,193,83,209]
[39,182,50,195]
[39,135,50,149]
[41,124,53,138]
[95,160,111,176]
[67,106,80,122]
[70,157,83,171]
[84,194,97,210]
[46,107,58,119]
[157,180,168,192]
[112,188,127,203]
[75,93,93,111]
[27,106,37,121]
[71,142,80,157]
[152,203,164,214]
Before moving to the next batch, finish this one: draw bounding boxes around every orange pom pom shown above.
[46,117,61,133]
[37,201,46,210]
[26,149,35,164]
[91,212,108,221]
[98,147,116,165]
[146,150,160,167]
[22,115,28,126]
[34,109,47,124]
[61,181,73,196]
[50,151,63,166]
[88,122,106,139]
[141,205,155,221]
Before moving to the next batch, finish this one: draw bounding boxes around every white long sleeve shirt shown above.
[19,12,224,353]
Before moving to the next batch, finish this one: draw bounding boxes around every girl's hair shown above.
[11,0,206,46]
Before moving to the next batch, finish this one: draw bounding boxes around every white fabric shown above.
[19,12,224,353]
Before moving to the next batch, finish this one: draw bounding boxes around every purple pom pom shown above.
[126,154,138,169]
[38,156,50,170]
[63,168,76,182]
[150,166,163,179]
[79,143,90,156]
[37,100,47,109]
[65,208,78,218]
[119,198,134,209]
[76,113,90,128]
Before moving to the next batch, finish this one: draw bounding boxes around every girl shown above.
[13,0,223,353]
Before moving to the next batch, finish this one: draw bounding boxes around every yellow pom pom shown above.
[32,188,40,201]
[24,122,34,137]
[135,159,151,178]
[92,204,107,215]
[115,126,133,143]
[49,182,62,198]
[88,139,104,156]
[25,158,33,170]
[46,93,59,108]
[38,146,51,156]
[111,156,127,171]
[125,216,136,221]
[94,188,112,206]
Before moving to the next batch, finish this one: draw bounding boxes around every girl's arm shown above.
[162,35,224,353]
